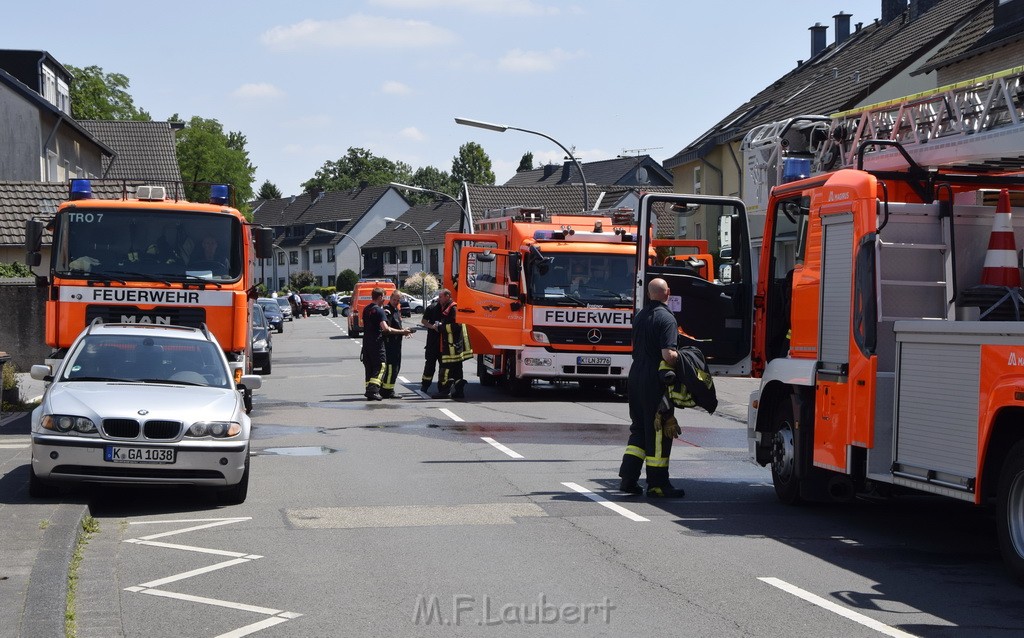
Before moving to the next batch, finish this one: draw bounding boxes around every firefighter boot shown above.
[450,379,467,400]
[420,380,431,393]
[365,384,383,401]
[618,454,644,495]
[433,382,452,399]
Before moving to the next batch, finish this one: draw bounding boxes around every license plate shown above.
[104,446,176,464]
[577,356,611,366]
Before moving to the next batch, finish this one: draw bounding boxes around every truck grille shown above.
[86,305,207,328]
[540,327,632,346]
[103,419,140,438]
[144,420,181,440]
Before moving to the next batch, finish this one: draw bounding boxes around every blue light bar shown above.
[69,179,93,200]
[210,184,229,205]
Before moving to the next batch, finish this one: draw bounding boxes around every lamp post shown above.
[314,228,362,281]
[454,116,590,211]
[383,217,427,313]
[389,182,473,233]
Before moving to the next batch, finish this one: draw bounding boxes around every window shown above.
[57,78,70,114]
[278,278,285,291]
[315,276,323,286]
[399,250,408,264]
[42,66,56,104]
[412,249,422,264]
[46,151,59,182]
[371,251,378,260]
[328,275,336,287]
[289,251,298,265]
[327,248,335,262]
[468,252,508,296]
[313,249,322,263]
[277,253,285,266]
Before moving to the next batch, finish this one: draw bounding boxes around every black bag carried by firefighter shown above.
[657,345,718,415]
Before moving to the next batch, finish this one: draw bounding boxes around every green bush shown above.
[0,262,32,278]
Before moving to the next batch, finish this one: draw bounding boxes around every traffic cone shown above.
[981,189,1021,287]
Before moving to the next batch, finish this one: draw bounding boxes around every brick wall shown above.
[0,281,49,371]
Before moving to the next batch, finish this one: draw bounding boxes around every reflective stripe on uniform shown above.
[624,445,646,460]
[381,364,397,391]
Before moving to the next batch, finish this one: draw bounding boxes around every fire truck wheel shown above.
[770,398,802,505]
[997,440,1024,581]
[477,356,497,387]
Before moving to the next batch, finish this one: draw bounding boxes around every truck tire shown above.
[504,356,531,396]
[477,356,497,387]
[770,397,803,505]
[997,440,1024,582]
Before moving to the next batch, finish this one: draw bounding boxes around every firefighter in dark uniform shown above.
[361,287,410,401]
[420,296,443,394]
[435,288,469,400]
[618,278,685,498]
[380,290,409,398]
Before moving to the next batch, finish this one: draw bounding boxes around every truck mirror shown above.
[508,252,521,274]
[25,219,43,266]
[254,227,274,260]
[508,283,520,298]
[476,251,496,263]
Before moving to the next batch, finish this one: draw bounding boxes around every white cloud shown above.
[498,48,584,73]
[369,0,571,16]
[381,81,413,96]
[400,127,426,142]
[232,83,284,99]
[261,14,455,52]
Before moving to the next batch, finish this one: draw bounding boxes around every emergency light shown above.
[69,179,93,200]
[210,184,229,205]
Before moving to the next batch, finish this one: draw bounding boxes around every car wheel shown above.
[217,455,249,505]
[277,325,284,334]
[28,469,59,498]
[262,358,272,375]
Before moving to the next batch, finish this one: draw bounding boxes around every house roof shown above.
[504,155,673,187]
[916,1,1024,74]
[78,120,183,182]
[664,0,988,169]
[362,201,465,250]
[0,67,114,158]
[0,181,127,247]
[251,185,395,230]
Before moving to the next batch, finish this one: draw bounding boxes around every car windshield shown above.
[300,294,321,302]
[62,334,231,388]
[258,301,280,315]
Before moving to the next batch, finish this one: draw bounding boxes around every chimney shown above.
[834,12,852,44]
[881,0,907,24]
[910,0,939,20]
[542,163,558,179]
[809,22,828,57]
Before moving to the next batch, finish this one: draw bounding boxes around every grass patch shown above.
[39,520,49,530]
[65,516,99,638]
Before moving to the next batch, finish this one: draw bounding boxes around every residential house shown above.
[251,186,410,291]
[361,200,464,286]
[504,155,673,188]
[661,0,992,254]
[912,0,1024,84]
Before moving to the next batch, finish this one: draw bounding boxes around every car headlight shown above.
[253,339,268,350]
[186,421,242,438]
[41,414,97,434]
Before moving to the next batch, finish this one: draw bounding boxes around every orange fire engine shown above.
[25,180,273,411]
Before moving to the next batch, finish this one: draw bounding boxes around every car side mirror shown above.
[30,364,52,382]
[239,374,263,390]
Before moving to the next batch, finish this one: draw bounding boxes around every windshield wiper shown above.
[175,274,223,288]
[556,291,588,306]
[59,269,126,284]
[106,270,172,284]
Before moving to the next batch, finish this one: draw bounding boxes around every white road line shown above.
[439,407,464,422]
[138,557,253,588]
[481,437,524,459]
[759,577,919,638]
[0,443,29,449]
[398,375,410,383]
[561,482,649,522]
[215,616,293,638]
[137,587,283,615]
[413,388,431,399]
[126,540,252,558]
[133,517,251,540]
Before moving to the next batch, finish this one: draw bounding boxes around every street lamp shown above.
[383,217,427,313]
[313,228,362,280]
[389,182,473,233]
[454,116,590,212]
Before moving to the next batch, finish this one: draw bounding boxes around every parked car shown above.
[257,298,285,333]
[27,321,261,504]
[401,292,424,314]
[300,293,330,316]
[275,296,294,321]
[339,295,352,317]
[251,303,273,374]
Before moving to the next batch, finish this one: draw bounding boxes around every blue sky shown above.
[7,0,885,195]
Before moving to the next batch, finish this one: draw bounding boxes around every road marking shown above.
[123,517,301,636]
[758,577,918,638]
[481,436,524,459]
[439,407,464,422]
[561,482,650,522]
[398,375,410,383]
[0,442,29,449]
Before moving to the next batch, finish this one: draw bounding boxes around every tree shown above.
[66,65,151,121]
[403,271,439,300]
[173,115,257,208]
[517,152,534,173]
[0,261,32,278]
[337,269,359,293]
[257,180,282,200]
[289,270,315,291]
[302,148,413,195]
[452,142,495,185]
[410,166,459,199]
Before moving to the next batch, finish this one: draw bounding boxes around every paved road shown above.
[12,314,1024,637]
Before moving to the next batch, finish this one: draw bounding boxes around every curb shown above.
[21,502,87,638]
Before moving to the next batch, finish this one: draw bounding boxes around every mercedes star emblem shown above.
[587,328,602,344]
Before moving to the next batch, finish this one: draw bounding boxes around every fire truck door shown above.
[815,212,854,472]
[457,246,523,354]
[443,232,500,293]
